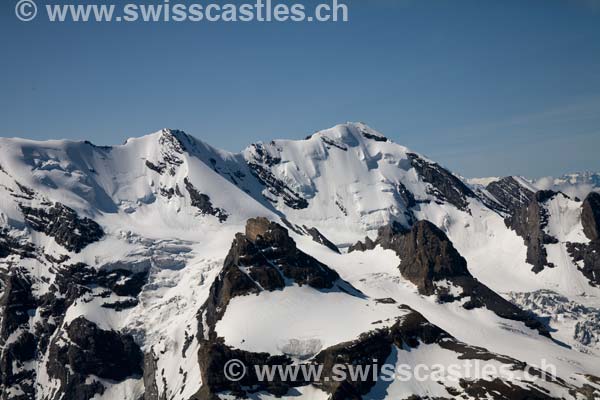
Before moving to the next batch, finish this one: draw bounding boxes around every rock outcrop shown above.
[407,153,476,212]
[47,317,143,399]
[194,219,367,398]
[302,226,340,254]
[486,176,535,216]
[246,143,310,210]
[19,202,104,253]
[582,192,600,241]
[567,241,600,287]
[194,342,296,400]
[198,218,354,339]
[0,244,150,399]
[0,269,37,398]
[390,221,470,296]
[0,229,35,259]
[350,221,549,336]
[505,190,559,273]
[196,307,572,400]
[567,192,600,286]
[184,178,228,222]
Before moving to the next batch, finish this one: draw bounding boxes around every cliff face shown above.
[485,176,535,216]
[567,192,600,286]
[392,220,470,295]
[350,220,549,337]
[582,192,600,241]
[505,191,559,273]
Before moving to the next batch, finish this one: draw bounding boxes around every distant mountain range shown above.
[469,172,600,201]
[0,123,599,399]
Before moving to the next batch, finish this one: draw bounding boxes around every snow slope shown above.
[0,123,599,399]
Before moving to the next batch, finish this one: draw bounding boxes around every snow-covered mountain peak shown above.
[2,123,600,399]
[236,123,487,243]
[309,122,393,147]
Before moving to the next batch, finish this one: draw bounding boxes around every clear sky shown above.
[1,0,599,178]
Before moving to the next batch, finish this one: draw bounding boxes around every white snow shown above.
[0,124,599,399]
[216,285,405,356]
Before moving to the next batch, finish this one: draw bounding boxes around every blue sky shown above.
[1,0,599,177]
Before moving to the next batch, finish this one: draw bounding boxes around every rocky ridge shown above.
[350,220,549,336]
[0,124,598,399]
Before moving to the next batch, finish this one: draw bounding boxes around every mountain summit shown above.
[0,124,599,399]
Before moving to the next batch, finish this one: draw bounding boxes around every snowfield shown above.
[0,123,599,399]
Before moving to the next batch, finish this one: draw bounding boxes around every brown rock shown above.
[582,192,600,241]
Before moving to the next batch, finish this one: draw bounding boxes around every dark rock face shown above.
[0,257,149,399]
[275,219,340,253]
[0,270,35,340]
[157,130,186,176]
[47,317,143,399]
[314,329,394,399]
[247,162,309,210]
[567,242,600,287]
[39,263,148,329]
[159,184,183,199]
[0,269,37,397]
[195,342,296,400]
[142,350,163,400]
[393,183,417,226]
[97,268,149,297]
[143,130,189,176]
[350,221,549,337]
[582,192,600,241]
[13,182,36,200]
[194,308,563,400]
[242,218,342,290]
[396,182,416,209]
[65,317,142,379]
[361,132,388,142]
[566,192,600,286]
[145,160,167,175]
[486,177,535,216]
[321,137,348,151]
[505,191,559,273]
[16,260,147,399]
[248,143,282,166]
[390,221,470,296]
[356,125,389,142]
[350,220,467,296]
[184,178,228,222]
[0,229,35,259]
[348,222,407,254]
[199,218,349,339]
[194,219,368,399]
[348,236,376,253]
[19,202,104,253]
[407,153,476,212]
[302,226,340,254]
[199,252,269,339]
[245,143,309,210]
[51,263,148,299]
[313,309,448,398]
[354,306,566,400]
[101,298,139,311]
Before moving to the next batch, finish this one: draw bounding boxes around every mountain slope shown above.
[0,123,599,400]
